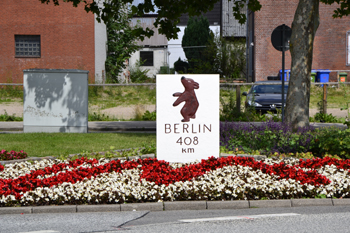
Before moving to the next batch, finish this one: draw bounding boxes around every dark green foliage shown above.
[129,60,153,83]
[0,110,22,121]
[104,2,142,83]
[311,128,350,159]
[142,110,156,121]
[39,0,264,39]
[220,121,316,155]
[182,16,212,70]
[310,113,340,123]
[173,58,189,74]
[196,34,246,79]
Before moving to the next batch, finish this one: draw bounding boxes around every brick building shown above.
[0,0,106,83]
[248,0,350,82]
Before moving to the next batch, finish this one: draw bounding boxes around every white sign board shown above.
[157,74,219,163]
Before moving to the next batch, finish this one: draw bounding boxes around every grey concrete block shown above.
[0,207,32,215]
[237,154,267,160]
[292,198,333,207]
[32,205,77,214]
[332,198,350,206]
[219,153,236,158]
[164,201,207,211]
[249,199,291,208]
[141,154,155,159]
[77,204,121,212]
[207,200,249,210]
[121,202,163,211]
[128,156,140,161]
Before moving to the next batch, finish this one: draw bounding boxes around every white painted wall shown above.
[94,6,107,83]
[129,47,167,78]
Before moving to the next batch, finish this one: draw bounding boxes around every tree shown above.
[182,16,212,71]
[104,1,142,83]
[193,31,246,79]
[174,58,189,73]
[40,0,350,129]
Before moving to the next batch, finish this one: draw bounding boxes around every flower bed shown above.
[1,156,349,207]
[0,150,27,161]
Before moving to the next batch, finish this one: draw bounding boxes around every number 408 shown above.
[176,137,198,146]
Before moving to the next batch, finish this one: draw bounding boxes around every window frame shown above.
[140,51,154,66]
[15,35,41,58]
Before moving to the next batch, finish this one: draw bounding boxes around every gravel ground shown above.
[0,102,156,120]
[0,102,348,119]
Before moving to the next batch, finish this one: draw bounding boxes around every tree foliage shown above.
[182,16,212,70]
[174,58,189,74]
[104,2,142,82]
[38,0,263,39]
[189,31,246,79]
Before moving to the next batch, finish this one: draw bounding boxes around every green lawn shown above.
[0,133,156,157]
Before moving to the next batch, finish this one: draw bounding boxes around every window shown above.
[140,51,154,66]
[347,31,350,66]
[15,35,40,58]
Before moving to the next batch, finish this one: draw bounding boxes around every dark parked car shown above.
[242,81,288,113]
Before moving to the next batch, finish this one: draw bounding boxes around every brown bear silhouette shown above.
[173,76,199,122]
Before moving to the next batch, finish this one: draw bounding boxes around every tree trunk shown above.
[285,0,319,129]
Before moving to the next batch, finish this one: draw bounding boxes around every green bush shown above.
[129,60,153,83]
[310,112,340,123]
[0,110,22,121]
[142,110,156,121]
[311,128,350,159]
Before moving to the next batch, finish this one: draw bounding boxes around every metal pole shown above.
[236,85,241,114]
[281,24,285,122]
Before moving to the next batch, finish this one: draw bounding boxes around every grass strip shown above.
[0,133,156,157]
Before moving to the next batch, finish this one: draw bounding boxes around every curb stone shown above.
[249,199,291,208]
[32,205,77,214]
[291,198,333,207]
[206,200,249,209]
[164,201,207,211]
[332,198,350,206]
[0,199,347,215]
[121,202,163,212]
[77,204,121,212]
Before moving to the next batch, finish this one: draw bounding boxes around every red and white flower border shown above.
[1,156,350,207]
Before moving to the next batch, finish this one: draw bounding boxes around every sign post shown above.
[271,24,292,122]
[156,74,219,163]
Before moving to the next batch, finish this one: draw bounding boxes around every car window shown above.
[251,84,288,94]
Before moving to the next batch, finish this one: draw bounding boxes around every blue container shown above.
[316,69,330,83]
[279,69,291,81]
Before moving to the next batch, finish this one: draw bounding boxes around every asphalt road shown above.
[2,206,350,233]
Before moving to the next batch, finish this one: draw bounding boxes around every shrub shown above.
[220,121,316,155]
[0,110,22,121]
[311,127,350,159]
[142,110,156,121]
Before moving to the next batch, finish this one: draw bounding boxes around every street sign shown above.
[271,24,292,122]
[271,24,292,51]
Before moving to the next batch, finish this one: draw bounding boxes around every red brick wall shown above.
[0,0,95,83]
[254,0,350,82]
